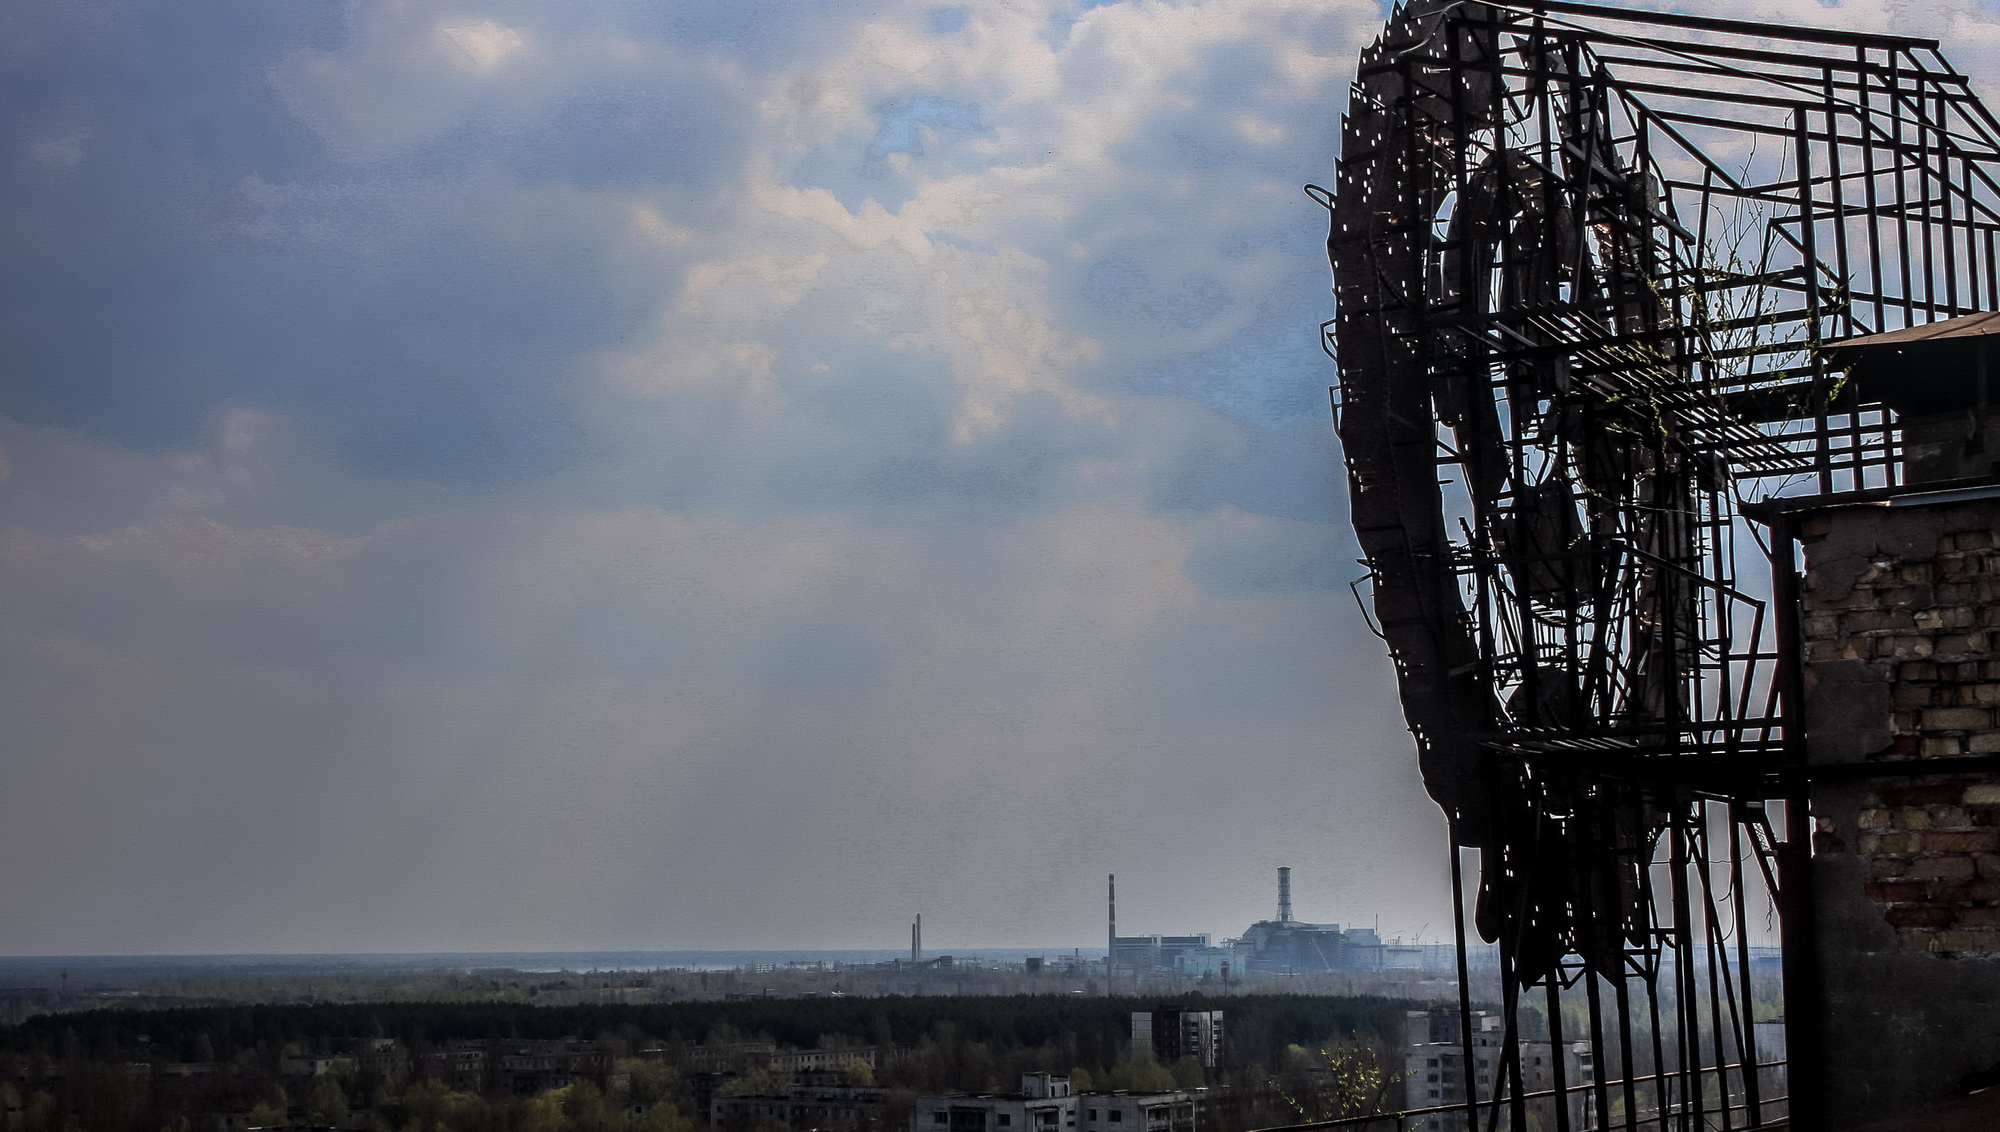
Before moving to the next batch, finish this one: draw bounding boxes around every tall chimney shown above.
[912,914,922,963]
[1278,867,1293,923]
[1107,874,1117,977]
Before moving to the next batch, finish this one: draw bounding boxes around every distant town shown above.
[0,866,1783,1131]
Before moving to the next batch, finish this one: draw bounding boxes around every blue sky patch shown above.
[864,94,991,175]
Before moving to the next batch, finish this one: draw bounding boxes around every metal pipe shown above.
[1769,514,1825,1130]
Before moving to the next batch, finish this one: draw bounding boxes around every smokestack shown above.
[1107,874,1117,976]
[1278,867,1293,923]
[912,914,922,962]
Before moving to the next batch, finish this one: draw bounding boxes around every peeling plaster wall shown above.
[1797,497,2000,1124]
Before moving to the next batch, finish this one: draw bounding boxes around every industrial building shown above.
[1105,875,1216,976]
[1222,868,1383,974]
[1109,935,1210,974]
[1105,868,1387,977]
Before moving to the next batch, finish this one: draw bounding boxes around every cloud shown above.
[439,19,527,72]
[26,0,1999,952]
[0,0,1454,953]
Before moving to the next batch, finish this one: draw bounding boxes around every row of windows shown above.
[934,1111,1131,1125]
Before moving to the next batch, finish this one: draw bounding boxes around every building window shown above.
[936,1115,949,1124]
[1110,1113,1122,1123]
[999,1117,1010,1126]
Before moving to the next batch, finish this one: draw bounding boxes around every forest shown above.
[0,994,1420,1132]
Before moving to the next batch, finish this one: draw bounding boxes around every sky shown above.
[7,0,2000,956]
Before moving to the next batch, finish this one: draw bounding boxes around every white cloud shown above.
[53,0,2000,950]
[437,18,527,72]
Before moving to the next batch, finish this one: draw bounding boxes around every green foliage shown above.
[1101,1057,1174,1094]
[716,1068,788,1098]
[615,1060,682,1108]
[0,993,1423,1132]
[841,1058,874,1087]
[1167,1056,1204,1090]
[1272,1042,1396,1122]
[562,1081,616,1132]
[399,1080,472,1132]
[518,1090,567,1132]
[306,1075,350,1127]
[0,995,1418,1069]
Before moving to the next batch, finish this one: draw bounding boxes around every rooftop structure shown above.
[1322,1,2000,1127]
[909,1077,1204,1132]
[712,1083,887,1131]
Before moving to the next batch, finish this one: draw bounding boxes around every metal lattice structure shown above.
[1319,1,2000,1127]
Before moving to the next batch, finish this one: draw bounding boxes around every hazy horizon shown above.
[5,0,1989,956]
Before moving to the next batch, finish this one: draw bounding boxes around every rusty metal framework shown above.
[1318,1,2000,1128]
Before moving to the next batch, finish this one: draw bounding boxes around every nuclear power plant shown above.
[1107,867,1395,976]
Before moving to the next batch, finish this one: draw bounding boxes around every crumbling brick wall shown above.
[1795,495,2000,1124]
[1799,503,2000,953]
[1852,781,2000,951]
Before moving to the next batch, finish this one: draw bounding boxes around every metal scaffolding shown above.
[1318,1,2000,1127]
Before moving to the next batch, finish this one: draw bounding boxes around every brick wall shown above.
[1799,504,2000,955]
[1795,496,2000,1123]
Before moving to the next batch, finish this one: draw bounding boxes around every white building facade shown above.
[911,1078,1203,1132]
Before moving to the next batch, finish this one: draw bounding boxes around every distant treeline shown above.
[1,994,1419,1068]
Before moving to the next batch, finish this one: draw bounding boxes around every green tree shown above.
[1168,1057,1204,1090]
[562,1081,615,1132]
[517,1089,568,1132]
[1102,1058,1174,1094]
[716,1069,787,1099]
[615,1061,681,1109]
[1274,1044,1395,1122]
[306,1075,350,1127]
[399,1081,471,1132]
[841,1059,874,1087]
[1318,1045,1393,1119]
[1066,1068,1093,1093]
[249,1086,291,1129]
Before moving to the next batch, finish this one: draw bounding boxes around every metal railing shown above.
[1247,1062,1789,1132]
